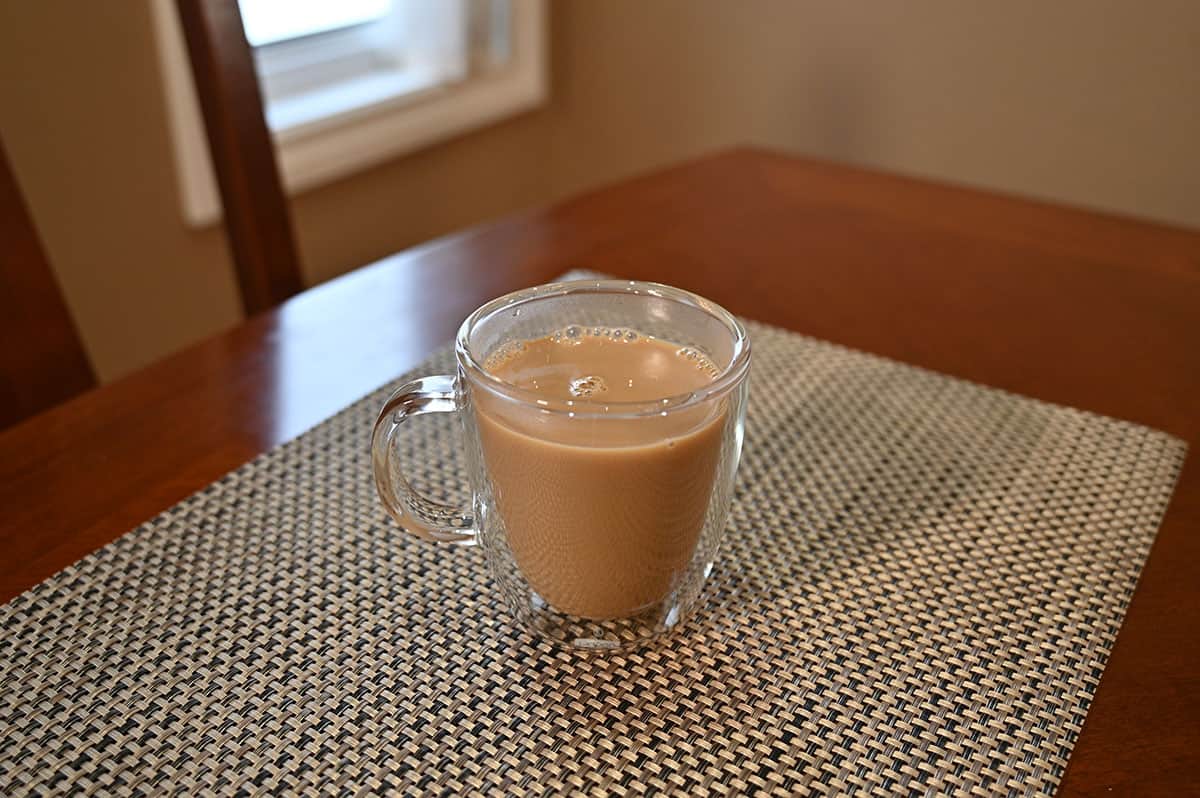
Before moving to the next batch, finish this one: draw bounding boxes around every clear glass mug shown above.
[372,280,751,651]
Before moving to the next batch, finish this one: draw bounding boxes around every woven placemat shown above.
[0,279,1186,796]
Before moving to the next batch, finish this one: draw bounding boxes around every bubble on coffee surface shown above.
[483,339,527,370]
[549,325,583,344]
[549,325,644,345]
[569,375,609,397]
[675,346,721,379]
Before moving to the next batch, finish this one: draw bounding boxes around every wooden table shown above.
[2,149,1197,794]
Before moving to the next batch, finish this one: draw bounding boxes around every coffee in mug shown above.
[476,327,725,618]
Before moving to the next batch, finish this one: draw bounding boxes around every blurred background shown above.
[1,0,1197,383]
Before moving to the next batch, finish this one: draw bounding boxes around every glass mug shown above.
[372,280,750,651]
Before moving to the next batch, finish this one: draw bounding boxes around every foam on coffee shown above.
[483,325,720,402]
[473,327,726,619]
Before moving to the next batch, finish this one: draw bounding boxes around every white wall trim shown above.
[150,0,547,228]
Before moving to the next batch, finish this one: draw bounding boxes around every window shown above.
[152,0,546,226]
[239,0,396,47]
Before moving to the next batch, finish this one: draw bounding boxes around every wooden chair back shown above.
[175,0,305,315]
[0,138,96,429]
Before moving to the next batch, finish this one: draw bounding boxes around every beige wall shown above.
[3,1,1198,382]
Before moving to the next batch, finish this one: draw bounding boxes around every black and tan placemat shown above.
[0,278,1186,796]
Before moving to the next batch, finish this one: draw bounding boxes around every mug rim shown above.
[455,279,751,419]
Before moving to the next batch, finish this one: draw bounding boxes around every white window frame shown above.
[151,0,547,227]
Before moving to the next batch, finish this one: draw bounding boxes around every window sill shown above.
[151,0,547,228]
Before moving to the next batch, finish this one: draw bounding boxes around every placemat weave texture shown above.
[1,294,1186,796]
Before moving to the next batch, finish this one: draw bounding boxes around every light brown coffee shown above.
[474,328,725,619]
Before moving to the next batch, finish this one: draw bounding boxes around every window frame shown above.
[151,0,547,227]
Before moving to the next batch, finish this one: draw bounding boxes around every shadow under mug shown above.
[372,279,751,651]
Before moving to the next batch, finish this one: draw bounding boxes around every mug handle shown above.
[371,375,477,544]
